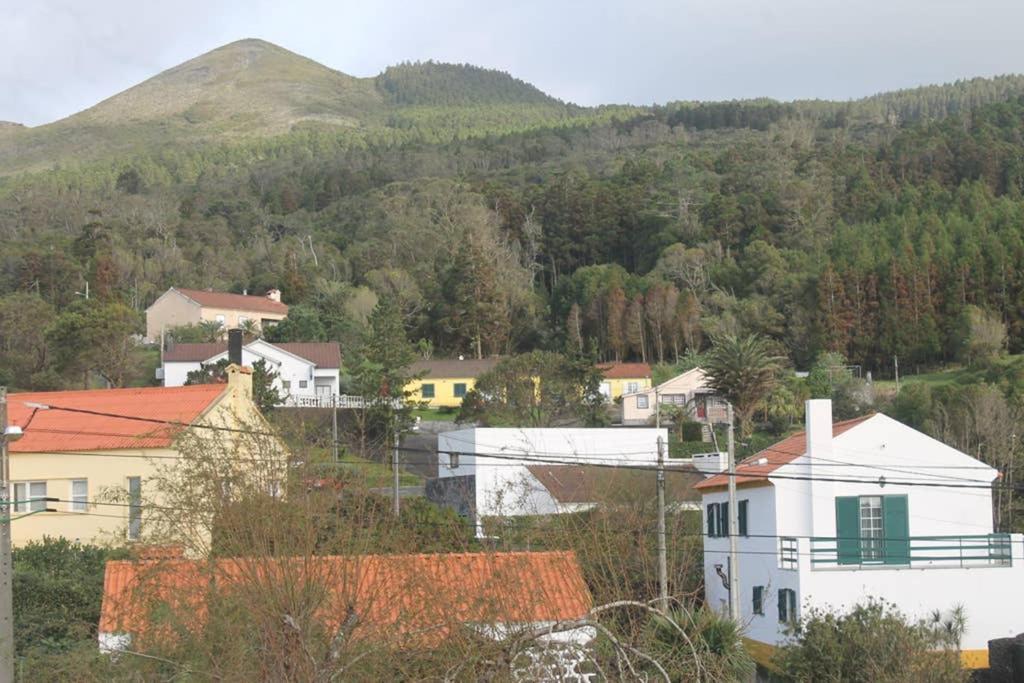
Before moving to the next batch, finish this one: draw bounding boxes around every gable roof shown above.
[694,414,875,491]
[173,288,289,315]
[411,359,500,379]
[99,551,591,648]
[163,341,341,368]
[597,362,652,380]
[527,464,703,504]
[7,385,227,453]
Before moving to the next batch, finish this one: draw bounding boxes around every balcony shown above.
[809,534,1012,570]
[280,394,403,409]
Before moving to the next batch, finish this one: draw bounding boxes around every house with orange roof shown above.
[98,550,595,671]
[145,286,289,341]
[695,399,1023,670]
[621,367,727,427]
[596,362,652,401]
[5,365,284,546]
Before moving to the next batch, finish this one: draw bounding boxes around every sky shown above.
[4,0,1024,126]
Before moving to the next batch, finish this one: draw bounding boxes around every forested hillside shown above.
[2,38,1024,389]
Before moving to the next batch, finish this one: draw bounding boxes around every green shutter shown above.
[752,586,763,615]
[706,504,716,537]
[835,496,861,565]
[739,499,748,537]
[720,502,729,537]
[777,589,788,623]
[882,495,910,565]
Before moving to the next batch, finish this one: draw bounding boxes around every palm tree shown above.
[704,332,779,437]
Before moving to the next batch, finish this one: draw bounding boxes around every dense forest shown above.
[3,42,1024,389]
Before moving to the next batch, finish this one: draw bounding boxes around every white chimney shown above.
[805,399,833,462]
[266,289,281,303]
[805,399,834,537]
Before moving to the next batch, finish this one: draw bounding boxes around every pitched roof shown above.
[527,464,703,504]
[694,414,875,491]
[100,551,591,648]
[597,362,652,379]
[163,341,341,367]
[7,384,227,452]
[173,288,289,315]
[411,359,500,379]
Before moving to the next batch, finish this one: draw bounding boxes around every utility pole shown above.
[331,395,339,463]
[656,435,668,612]
[392,430,400,517]
[726,402,740,622]
[894,355,900,394]
[655,386,660,429]
[0,387,14,680]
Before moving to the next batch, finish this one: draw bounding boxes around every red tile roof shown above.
[7,385,226,453]
[597,362,652,379]
[100,551,591,648]
[694,414,875,491]
[163,342,341,367]
[174,288,289,315]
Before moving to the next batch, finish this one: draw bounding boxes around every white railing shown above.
[281,395,403,409]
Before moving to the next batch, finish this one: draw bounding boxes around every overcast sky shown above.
[4,0,1024,126]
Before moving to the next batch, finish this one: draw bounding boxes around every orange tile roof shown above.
[694,414,875,491]
[7,385,226,453]
[597,362,652,379]
[175,288,289,315]
[100,551,591,648]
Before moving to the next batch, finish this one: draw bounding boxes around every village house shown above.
[99,550,595,676]
[160,338,341,404]
[428,428,669,533]
[407,358,500,409]
[5,365,282,546]
[596,362,652,401]
[622,367,727,427]
[696,399,1023,670]
[144,287,289,341]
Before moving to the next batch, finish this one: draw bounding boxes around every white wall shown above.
[438,428,668,529]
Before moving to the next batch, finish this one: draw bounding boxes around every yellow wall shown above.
[197,305,287,333]
[603,376,652,400]
[406,377,479,408]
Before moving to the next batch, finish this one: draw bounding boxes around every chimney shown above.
[228,328,243,366]
[805,399,833,461]
[266,288,281,303]
[226,364,253,400]
[805,399,833,537]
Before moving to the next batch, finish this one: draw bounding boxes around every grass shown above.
[873,354,1024,395]
[337,452,421,488]
[411,406,460,422]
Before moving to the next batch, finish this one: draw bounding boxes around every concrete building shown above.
[622,367,727,426]
[145,287,288,341]
[596,362,652,401]
[696,399,1023,670]
[407,358,500,409]
[160,339,340,404]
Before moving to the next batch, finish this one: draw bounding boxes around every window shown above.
[706,503,719,537]
[453,383,467,398]
[128,477,142,541]
[637,394,649,409]
[282,380,291,390]
[214,314,226,327]
[239,316,250,325]
[13,482,46,513]
[626,382,639,394]
[421,383,436,399]
[778,588,797,625]
[717,502,728,537]
[778,537,798,570]
[752,586,765,615]
[448,452,460,469]
[706,500,747,537]
[299,380,308,389]
[70,479,88,512]
[836,495,909,565]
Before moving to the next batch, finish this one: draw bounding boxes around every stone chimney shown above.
[266,288,281,303]
[228,328,243,366]
[226,364,253,400]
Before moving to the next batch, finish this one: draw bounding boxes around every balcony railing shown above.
[281,395,403,409]
[809,533,1012,569]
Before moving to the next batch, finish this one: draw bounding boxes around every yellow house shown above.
[145,287,289,341]
[407,359,500,409]
[596,362,653,401]
[6,366,282,547]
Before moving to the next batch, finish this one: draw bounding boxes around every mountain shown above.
[0,39,572,174]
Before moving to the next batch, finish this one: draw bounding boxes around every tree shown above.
[566,303,583,353]
[47,301,142,388]
[775,599,967,682]
[958,305,1006,366]
[457,351,605,427]
[186,359,282,412]
[264,305,326,343]
[703,333,779,437]
[166,320,224,344]
[0,293,58,389]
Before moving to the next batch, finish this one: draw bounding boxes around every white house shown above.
[696,399,1023,670]
[161,339,340,403]
[622,367,727,426]
[430,428,669,533]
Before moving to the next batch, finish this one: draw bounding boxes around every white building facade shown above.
[697,399,1023,670]
[161,339,340,403]
[434,428,669,532]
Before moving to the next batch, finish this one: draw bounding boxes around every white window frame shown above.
[626,382,639,394]
[214,314,226,327]
[859,495,884,561]
[13,481,47,513]
[637,394,649,409]
[70,479,88,513]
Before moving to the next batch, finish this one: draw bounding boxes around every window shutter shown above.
[706,504,716,537]
[835,496,861,565]
[738,499,748,536]
[752,586,763,615]
[882,495,910,565]
[777,589,787,623]
[720,502,729,537]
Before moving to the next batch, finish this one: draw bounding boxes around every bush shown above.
[774,598,967,682]
[680,420,704,442]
